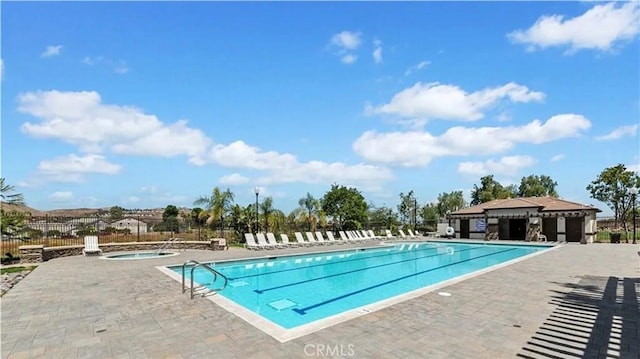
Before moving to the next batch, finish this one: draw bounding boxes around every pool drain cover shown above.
[268,299,297,311]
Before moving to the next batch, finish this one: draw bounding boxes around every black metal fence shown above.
[1,214,443,260]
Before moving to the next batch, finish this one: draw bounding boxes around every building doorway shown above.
[542,217,557,242]
[509,219,527,240]
[565,217,583,242]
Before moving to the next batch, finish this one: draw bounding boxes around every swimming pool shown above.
[163,241,552,341]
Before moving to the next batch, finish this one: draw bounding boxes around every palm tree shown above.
[298,193,320,231]
[1,178,25,205]
[194,187,235,238]
[260,196,274,232]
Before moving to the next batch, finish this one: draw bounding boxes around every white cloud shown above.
[372,39,383,63]
[18,90,211,163]
[37,154,122,182]
[83,56,130,74]
[331,31,361,50]
[404,60,430,76]
[508,2,640,53]
[49,191,74,201]
[353,113,591,167]
[41,45,63,57]
[341,54,357,64]
[371,82,545,124]
[458,155,537,176]
[628,163,640,174]
[203,140,394,188]
[550,153,566,162]
[219,173,249,185]
[330,31,361,64]
[496,111,511,122]
[595,124,638,141]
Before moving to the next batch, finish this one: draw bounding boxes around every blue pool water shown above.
[171,242,549,329]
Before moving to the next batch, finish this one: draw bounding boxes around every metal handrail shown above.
[182,260,201,293]
[155,237,184,254]
[182,260,228,299]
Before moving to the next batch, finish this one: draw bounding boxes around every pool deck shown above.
[1,240,639,358]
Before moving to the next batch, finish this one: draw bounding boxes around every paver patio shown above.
[1,241,638,358]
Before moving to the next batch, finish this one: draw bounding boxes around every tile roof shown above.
[452,196,601,215]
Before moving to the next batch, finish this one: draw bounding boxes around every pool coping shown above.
[156,241,562,343]
[102,250,182,260]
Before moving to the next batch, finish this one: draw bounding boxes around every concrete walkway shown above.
[1,242,639,358]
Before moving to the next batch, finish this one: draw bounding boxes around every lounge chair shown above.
[314,231,331,245]
[339,231,349,241]
[256,233,277,249]
[294,232,313,246]
[398,229,409,238]
[83,235,102,256]
[266,232,287,248]
[407,229,418,238]
[244,233,263,250]
[368,230,380,240]
[537,233,548,242]
[305,232,320,245]
[280,234,299,247]
[385,229,396,239]
[326,231,345,244]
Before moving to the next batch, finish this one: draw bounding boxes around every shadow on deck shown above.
[517,275,639,358]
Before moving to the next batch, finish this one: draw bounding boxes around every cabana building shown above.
[449,197,601,243]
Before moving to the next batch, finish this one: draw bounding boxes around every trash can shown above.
[610,232,621,244]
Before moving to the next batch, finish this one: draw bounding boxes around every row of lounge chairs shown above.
[244,229,423,250]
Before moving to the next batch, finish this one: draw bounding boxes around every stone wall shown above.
[20,239,226,264]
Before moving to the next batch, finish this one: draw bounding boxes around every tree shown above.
[436,191,466,217]
[194,187,235,237]
[470,175,517,205]
[397,191,418,227]
[368,205,398,230]
[321,184,368,230]
[109,206,125,221]
[161,205,180,232]
[260,196,284,232]
[0,178,25,205]
[298,193,320,231]
[518,175,559,197]
[420,203,440,231]
[587,164,640,229]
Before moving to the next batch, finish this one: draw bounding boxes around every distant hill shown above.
[0,202,45,216]
[0,202,170,220]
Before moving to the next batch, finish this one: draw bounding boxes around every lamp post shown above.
[631,187,638,245]
[254,187,260,234]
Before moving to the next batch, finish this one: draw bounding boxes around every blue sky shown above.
[1,1,638,215]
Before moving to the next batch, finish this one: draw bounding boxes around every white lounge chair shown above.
[407,229,418,238]
[339,231,349,241]
[256,233,277,249]
[314,231,331,245]
[294,232,313,246]
[83,236,102,256]
[244,233,263,250]
[266,232,287,248]
[398,229,409,238]
[368,230,380,240]
[280,233,299,247]
[385,229,396,239]
[326,231,345,244]
[305,232,320,245]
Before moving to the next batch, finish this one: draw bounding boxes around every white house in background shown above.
[110,217,148,234]
[450,197,601,243]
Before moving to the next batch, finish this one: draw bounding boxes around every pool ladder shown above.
[155,237,186,254]
[181,260,228,299]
